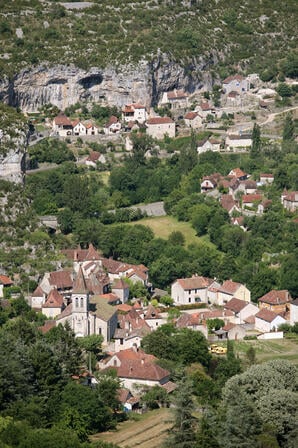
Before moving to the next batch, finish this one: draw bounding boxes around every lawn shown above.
[129,215,215,248]
[91,408,173,448]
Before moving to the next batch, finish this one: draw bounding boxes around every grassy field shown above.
[91,408,173,448]
[218,337,298,365]
[129,215,215,248]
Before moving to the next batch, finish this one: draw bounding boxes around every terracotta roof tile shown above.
[147,117,174,125]
[223,74,244,84]
[42,288,64,308]
[49,270,73,289]
[242,194,263,203]
[176,276,213,290]
[224,297,248,313]
[258,290,291,305]
[218,280,242,295]
[255,308,281,323]
[0,275,13,286]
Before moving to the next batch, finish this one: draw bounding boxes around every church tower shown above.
[72,266,89,337]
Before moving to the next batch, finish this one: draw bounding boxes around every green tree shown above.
[163,378,197,448]
[282,114,294,141]
[168,230,186,246]
[251,123,261,156]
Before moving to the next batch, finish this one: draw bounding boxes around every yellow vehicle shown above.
[210,344,227,354]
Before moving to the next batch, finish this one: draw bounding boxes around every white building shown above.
[72,120,87,136]
[122,104,147,123]
[255,309,286,333]
[290,299,298,326]
[184,111,202,129]
[222,75,249,95]
[146,117,175,139]
[224,298,259,324]
[171,276,213,305]
[226,134,252,151]
[52,114,73,136]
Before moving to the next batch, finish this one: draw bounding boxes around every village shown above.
[1,232,297,412]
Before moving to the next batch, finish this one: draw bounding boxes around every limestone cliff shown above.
[0,56,216,113]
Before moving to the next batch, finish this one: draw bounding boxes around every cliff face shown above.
[0,56,216,112]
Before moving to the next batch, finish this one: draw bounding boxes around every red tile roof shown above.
[284,191,298,202]
[176,276,213,290]
[224,297,248,313]
[167,90,187,99]
[218,280,243,295]
[97,293,119,304]
[87,151,101,163]
[0,275,13,286]
[49,271,73,289]
[54,114,72,126]
[221,194,236,212]
[229,167,247,178]
[117,359,169,381]
[184,111,198,120]
[32,285,45,297]
[147,117,174,125]
[42,288,64,308]
[105,115,119,128]
[255,308,282,323]
[116,303,132,312]
[258,290,291,305]
[223,74,244,84]
[112,279,130,290]
[222,322,236,331]
[242,194,263,203]
[260,173,274,178]
[38,320,56,334]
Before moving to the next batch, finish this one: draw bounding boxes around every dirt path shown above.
[92,408,173,448]
[260,105,298,126]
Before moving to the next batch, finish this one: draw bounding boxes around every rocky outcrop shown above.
[0,127,28,184]
[0,55,217,112]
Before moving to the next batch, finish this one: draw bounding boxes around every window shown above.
[75,298,79,308]
[80,297,84,308]
[189,297,191,303]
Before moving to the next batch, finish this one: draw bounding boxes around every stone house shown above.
[103,348,170,393]
[258,290,292,315]
[112,278,130,303]
[220,194,240,215]
[224,298,259,324]
[217,280,251,305]
[196,102,217,119]
[197,138,221,154]
[228,167,248,181]
[226,134,252,151]
[85,151,106,168]
[184,111,202,128]
[122,104,147,123]
[222,74,249,95]
[171,275,214,305]
[52,114,73,136]
[0,274,13,298]
[104,116,121,134]
[260,173,274,184]
[72,120,87,136]
[160,89,188,109]
[282,191,298,212]
[42,288,65,318]
[221,322,246,340]
[255,309,286,333]
[85,122,99,135]
[146,117,176,139]
[242,194,263,209]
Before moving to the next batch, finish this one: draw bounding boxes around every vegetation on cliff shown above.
[0,0,297,79]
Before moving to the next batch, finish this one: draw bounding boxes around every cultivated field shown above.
[92,408,173,448]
